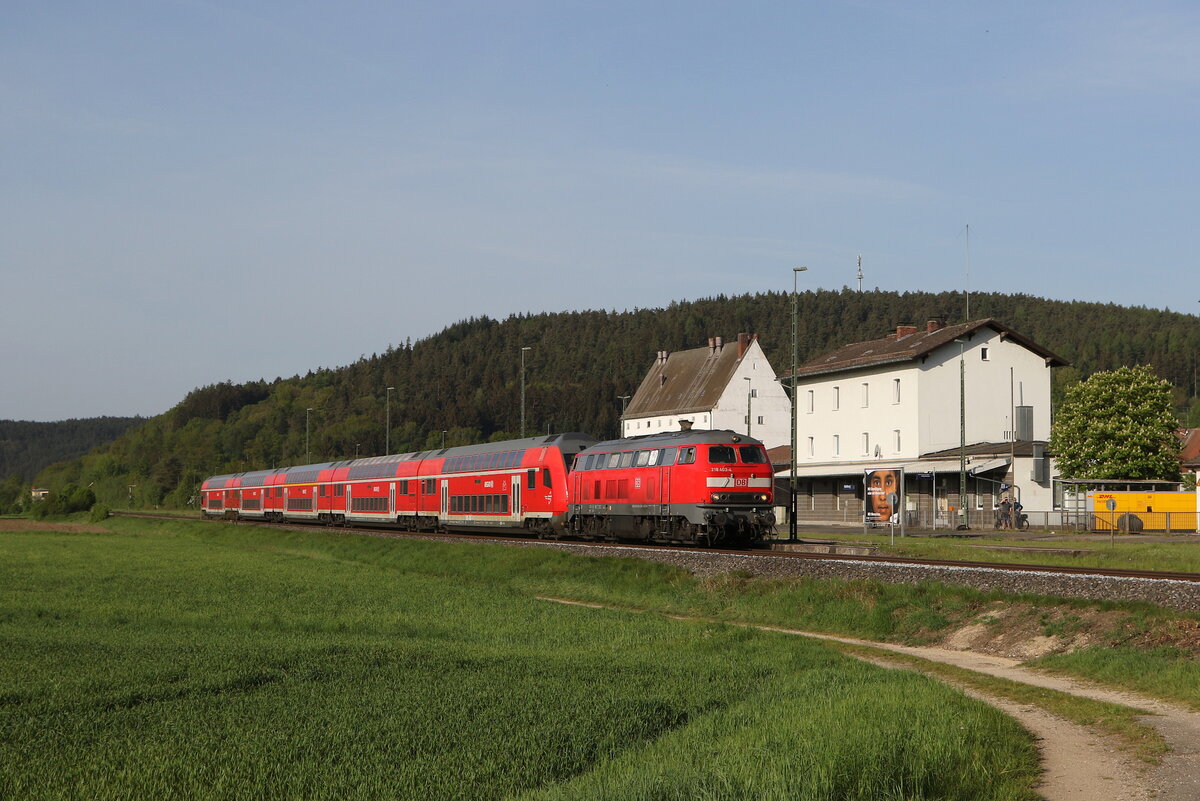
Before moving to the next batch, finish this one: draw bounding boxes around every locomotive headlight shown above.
[757,493,769,502]
[711,493,725,502]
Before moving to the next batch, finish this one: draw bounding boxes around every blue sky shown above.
[3,1,1197,421]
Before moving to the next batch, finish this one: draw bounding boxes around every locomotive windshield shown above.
[738,446,768,464]
[708,446,737,464]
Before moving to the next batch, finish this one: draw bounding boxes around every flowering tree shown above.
[1050,365,1181,481]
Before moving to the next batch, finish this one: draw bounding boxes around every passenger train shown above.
[201,429,775,547]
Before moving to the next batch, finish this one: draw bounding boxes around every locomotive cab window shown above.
[708,446,737,464]
[648,450,660,466]
[527,469,536,490]
[738,446,768,464]
[607,453,621,469]
[542,468,552,488]
[679,447,696,464]
[618,451,634,469]
[634,450,651,467]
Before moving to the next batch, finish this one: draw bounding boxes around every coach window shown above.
[679,447,696,465]
[708,446,736,464]
[618,451,635,469]
[527,469,536,490]
[634,450,651,467]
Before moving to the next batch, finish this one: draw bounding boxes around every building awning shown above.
[773,456,1010,480]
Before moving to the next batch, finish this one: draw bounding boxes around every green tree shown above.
[1050,365,1182,481]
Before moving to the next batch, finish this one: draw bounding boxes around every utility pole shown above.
[790,266,808,541]
[385,387,395,455]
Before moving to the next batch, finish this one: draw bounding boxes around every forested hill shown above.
[35,288,1200,508]
[1,417,145,481]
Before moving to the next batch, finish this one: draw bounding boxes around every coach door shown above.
[440,480,449,518]
[511,474,522,520]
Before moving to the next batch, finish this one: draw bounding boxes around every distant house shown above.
[30,488,49,501]
[622,334,792,449]
[1178,429,1200,475]
[781,318,1069,524]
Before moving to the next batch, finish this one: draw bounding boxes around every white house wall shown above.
[621,340,792,449]
[710,341,792,449]
[917,329,1052,456]
[795,364,922,463]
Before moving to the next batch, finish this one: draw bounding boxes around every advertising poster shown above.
[865,468,903,524]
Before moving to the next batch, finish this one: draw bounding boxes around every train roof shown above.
[201,432,598,488]
[582,428,765,452]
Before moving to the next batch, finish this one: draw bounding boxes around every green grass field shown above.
[0,518,1039,800]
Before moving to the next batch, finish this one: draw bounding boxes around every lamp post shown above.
[520,346,532,437]
[305,408,313,461]
[441,430,447,449]
[744,376,753,437]
[618,394,630,437]
[385,386,395,455]
[355,443,360,459]
[790,266,807,541]
[954,338,968,529]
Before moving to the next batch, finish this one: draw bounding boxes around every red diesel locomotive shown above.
[567,429,774,547]
[201,429,774,547]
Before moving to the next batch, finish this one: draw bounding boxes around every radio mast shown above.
[856,254,863,292]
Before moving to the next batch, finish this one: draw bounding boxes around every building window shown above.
[832,434,840,457]
[981,347,990,361]
[893,429,901,452]
[861,382,869,407]
[750,388,758,398]
[806,390,814,413]
[833,386,840,410]
[861,433,869,455]
[807,437,814,457]
[893,378,900,404]
[756,415,763,425]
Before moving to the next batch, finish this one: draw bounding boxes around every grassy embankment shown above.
[1,517,1038,801]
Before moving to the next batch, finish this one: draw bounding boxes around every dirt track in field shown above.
[541,596,1200,801]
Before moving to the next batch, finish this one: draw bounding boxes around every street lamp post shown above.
[618,394,630,436]
[355,443,360,459]
[385,387,395,455]
[441,430,447,449]
[520,347,532,437]
[305,408,313,461]
[790,266,808,541]
[955,338,968,529]
[744,376,753,437]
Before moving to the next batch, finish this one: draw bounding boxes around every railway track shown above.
[120,511,1200,584]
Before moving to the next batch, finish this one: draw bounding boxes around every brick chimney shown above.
[895,324,918,337]
[737,332,757,358]
[926,317,947,333]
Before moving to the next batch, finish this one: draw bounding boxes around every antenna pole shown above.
[856,254,863,292]
[964,224,971,321]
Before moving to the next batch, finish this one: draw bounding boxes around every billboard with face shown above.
[865,468,902,523]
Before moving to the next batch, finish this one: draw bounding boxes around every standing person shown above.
[998,496,1012,529]
[1012,497,1024,529]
